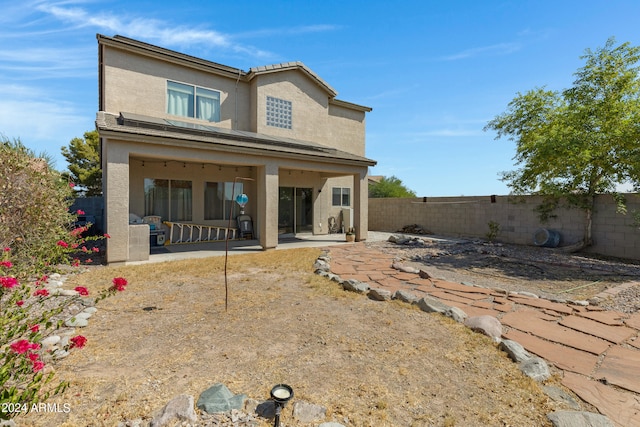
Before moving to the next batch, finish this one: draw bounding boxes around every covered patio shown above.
[98,112,376,264]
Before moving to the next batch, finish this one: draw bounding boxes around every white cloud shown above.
[0,47,93,79]
[235,24,340,39]
[34,1,272,58]
[441,42,522,61]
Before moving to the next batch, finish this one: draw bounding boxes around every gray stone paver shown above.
[327,243,640,426]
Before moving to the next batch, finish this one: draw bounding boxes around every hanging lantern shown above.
[235,193,248,214]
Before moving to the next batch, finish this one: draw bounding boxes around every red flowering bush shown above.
[9,340,40,355]
[111,277,128,292]
[1,244,130,419]
[32,289,49,297]
[0,138,127,418]
[69,335,87,349]
[74,286,89,296]
[1,276,18,289]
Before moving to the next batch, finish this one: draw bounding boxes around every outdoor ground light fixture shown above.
[270,384,293,427]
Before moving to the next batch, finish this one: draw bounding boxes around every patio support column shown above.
[353,168,368,241]
[104,140,130,264]
[257,162,279,250]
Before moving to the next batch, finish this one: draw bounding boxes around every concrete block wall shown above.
[369,194,640,260]
[70,197,104,234]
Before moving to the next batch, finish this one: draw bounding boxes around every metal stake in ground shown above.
[224,176,255,312]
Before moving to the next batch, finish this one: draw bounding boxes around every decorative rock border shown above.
[34,273,98,362]
[313,249,616,427]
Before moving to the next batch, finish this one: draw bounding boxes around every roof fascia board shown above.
[247,62,338,97]
[97,34,246,80]
[330,98,373,112]
[99,128,376,167]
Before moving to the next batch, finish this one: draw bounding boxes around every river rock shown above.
[547,410,614,427]
[499,339,531,363]
[519,356,550,382]
[151,394,197,427]
[445,306,468,323]
[293,401,326,423]
[416,296,449,314]
[342,279,369,294]
[368,288,392,301]
[197,383,246,413]
[313,259,330,272]
[65,317,88,327]
[464,315,502,341]
[392,289,419,303]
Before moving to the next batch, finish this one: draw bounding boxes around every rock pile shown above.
[118,384,341,427]
[396,224,431,234]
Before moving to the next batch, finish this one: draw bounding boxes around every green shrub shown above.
[0,137,80,278]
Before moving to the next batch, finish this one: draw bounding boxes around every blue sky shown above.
[2,0,639,196]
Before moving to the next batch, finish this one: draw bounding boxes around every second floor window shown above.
[167,81,220,122]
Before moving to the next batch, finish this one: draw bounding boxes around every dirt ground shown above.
[15,242,639,426]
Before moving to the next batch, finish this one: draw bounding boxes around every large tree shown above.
[61,130,102,197]
[369,175,416,198]
[485,38,640,248]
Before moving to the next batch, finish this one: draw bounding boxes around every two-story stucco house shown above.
[96,34,376,264]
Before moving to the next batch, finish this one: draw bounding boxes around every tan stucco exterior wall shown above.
[101,46,367,158]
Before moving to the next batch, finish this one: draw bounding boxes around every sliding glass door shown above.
[278,187,313,235]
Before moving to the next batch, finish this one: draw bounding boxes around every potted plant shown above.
[345,227,355,242]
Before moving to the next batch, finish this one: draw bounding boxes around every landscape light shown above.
[270,384,293,427]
